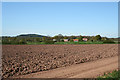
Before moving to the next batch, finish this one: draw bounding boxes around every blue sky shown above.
[2,2,118,38]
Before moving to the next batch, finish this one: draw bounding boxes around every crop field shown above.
[2,44,118,78]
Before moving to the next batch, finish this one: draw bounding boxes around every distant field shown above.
[55,41,104,44]
[26,41,117,45]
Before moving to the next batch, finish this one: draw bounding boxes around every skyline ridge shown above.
[2,33,118,38]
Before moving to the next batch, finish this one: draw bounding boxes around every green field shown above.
[54,41,104,44]
[26,41,117,45]
[3,41,117,45]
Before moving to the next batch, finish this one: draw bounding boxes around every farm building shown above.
[73,39,79,42]
[82,38,88,41]
[63,39,69,42]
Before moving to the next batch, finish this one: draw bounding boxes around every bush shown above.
[44,40,55,44]
[2,41,11,44]
[70,39,73,42]
[18,41,27,44]
[2,40,27,44]
[103,40,115,44]
[60,39,64,42]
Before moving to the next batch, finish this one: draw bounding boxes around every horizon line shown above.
[1,33,118,38]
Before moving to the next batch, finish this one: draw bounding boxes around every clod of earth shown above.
[2,44,118,78]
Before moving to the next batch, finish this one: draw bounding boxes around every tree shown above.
[53,34,63,42]
[92,35,102,41]
[89,36,97,42]
[70,39,73,42]
[78,36,83,41]
[42,37,47,42]
[36,37,41,42]
[58,34,63,37]
[70,36,76,39]
[101,37,107,41]
[63,36,68,39]
[94,35,101,41]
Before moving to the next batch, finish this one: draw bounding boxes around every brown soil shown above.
[16,56,118,78]
[2,44,118,78]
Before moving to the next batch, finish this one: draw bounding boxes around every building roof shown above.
[73,39,79,41]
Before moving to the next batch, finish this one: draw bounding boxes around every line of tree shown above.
[1,34,117,44]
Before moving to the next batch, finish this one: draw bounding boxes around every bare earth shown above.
[2,44,118,78]
[17,56,118,78]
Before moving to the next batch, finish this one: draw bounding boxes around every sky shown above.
[2,2,118,38]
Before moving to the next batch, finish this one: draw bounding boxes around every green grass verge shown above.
[97,70,120,80]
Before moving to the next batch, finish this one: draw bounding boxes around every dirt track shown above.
[17,56,118,78]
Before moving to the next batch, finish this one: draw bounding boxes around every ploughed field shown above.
[2,44,118,78]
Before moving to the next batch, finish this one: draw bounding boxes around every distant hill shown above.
[17,34,47,38]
